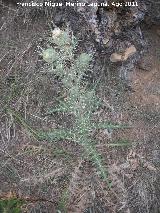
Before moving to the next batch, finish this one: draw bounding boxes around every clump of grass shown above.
[0,198,25,213]
[57,189,69,213]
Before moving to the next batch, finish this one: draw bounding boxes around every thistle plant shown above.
[5,28,130,184]
[36,27,130,182]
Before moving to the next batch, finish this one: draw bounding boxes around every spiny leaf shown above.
[37,129,75,141]
[46,103,69,114]
[93,122,130,130]
[107,139,131,147]
[79,139,108,181]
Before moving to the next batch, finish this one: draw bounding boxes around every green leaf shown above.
[46,104,69,114]
[0,198,24,213]
[93,122,130,130]
[79,139,109,182]
[57,189,69,213]
[37,129,75,141]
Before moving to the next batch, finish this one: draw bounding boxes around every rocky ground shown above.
[0,0,160,212]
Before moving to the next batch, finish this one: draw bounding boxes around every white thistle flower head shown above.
[52,28,62,39]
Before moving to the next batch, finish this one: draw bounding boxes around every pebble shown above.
[110,45,137,62]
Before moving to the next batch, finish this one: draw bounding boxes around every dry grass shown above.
[0,2,160,213]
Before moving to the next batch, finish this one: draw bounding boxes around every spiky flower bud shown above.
[42,48,58,63]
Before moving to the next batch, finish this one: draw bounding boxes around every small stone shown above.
[103,37,110,45]
[110,53,122,62]
[95,38,100,42]
[110,45,137,62]
[94,28,99,35]
[123,45,137,61]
